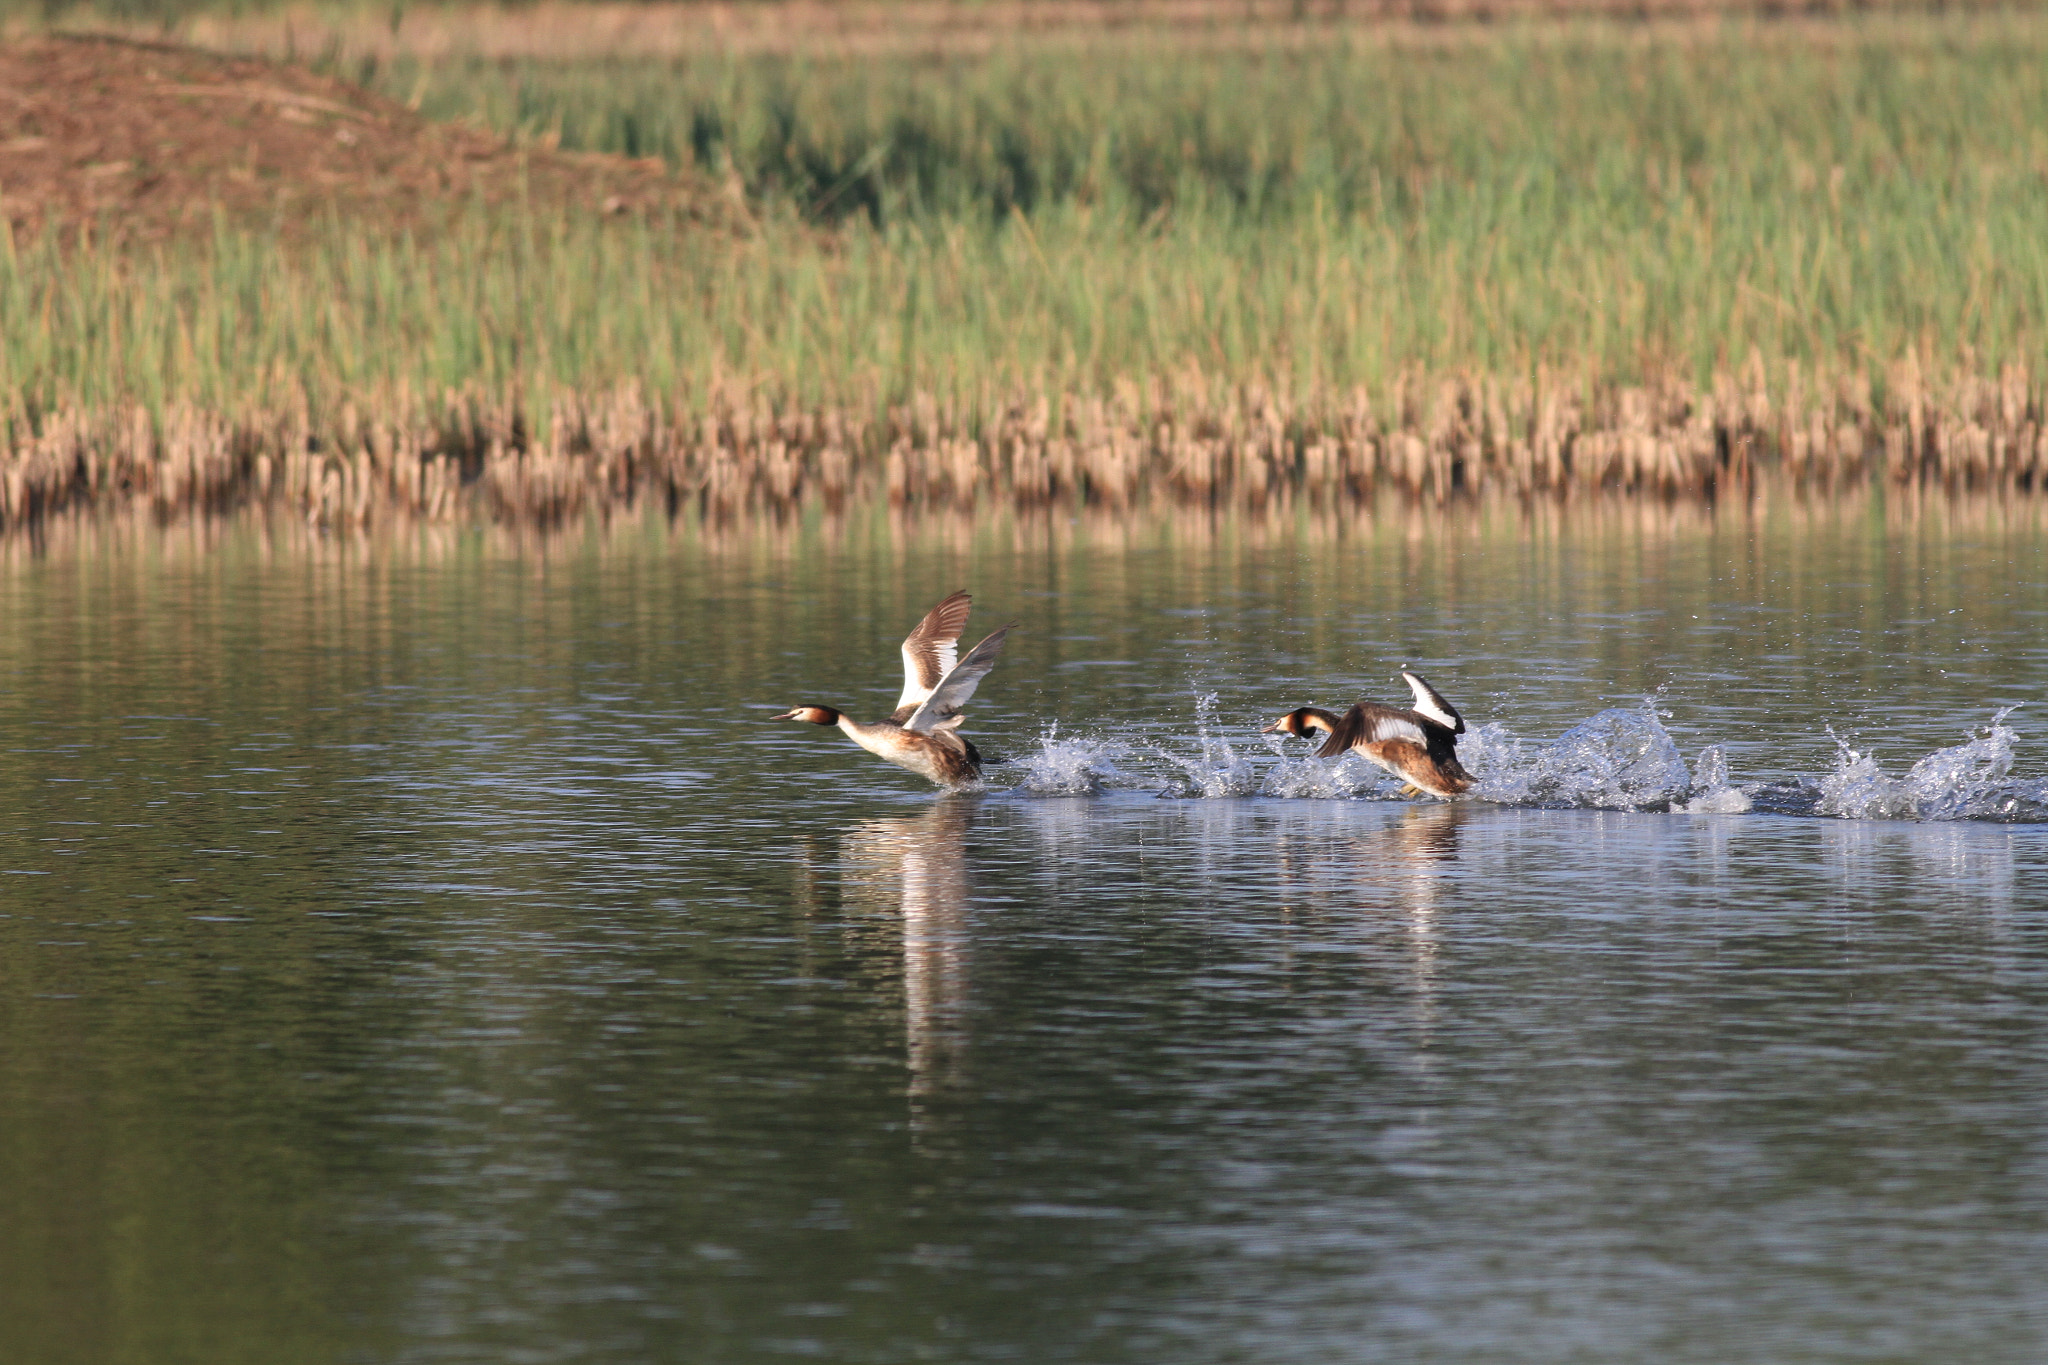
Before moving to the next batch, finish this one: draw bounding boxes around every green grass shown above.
[363,17,2048,234]
[7,13,2048,425]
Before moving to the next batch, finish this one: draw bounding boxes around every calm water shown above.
[3,503,2048,1364]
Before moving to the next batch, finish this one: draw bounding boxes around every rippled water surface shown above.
[4,504,2048,1364]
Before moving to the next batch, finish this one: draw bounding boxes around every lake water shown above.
[3,497,2047,1364]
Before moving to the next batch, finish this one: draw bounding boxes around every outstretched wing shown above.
[904,627,1014,734]
[1401,670,1465,734]
[897,590,974,713]
[1316,702,1427,759]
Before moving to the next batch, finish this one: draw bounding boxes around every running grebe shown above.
[1264,670,1475,799]
[774,590,1014,788]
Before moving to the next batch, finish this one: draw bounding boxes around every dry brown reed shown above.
[4,360,2043,538]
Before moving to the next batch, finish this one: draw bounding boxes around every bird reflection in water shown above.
[838,797,979,1142]
[1276,800,1470,1077]
[1372,801,1468,1077]
[1380,799,1466,956]
[1274,799,1468,912]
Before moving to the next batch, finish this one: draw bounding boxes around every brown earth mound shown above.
[0,33,715,240]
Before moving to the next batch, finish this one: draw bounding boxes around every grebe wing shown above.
[1315,703,1427,759]
[897,590,974,712]
[904,626,1014,733]
[1401,670,1465,734]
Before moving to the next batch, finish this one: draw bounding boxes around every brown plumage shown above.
[1264,671,1476,800]
[774,591,1014,789]
[773,705,989,786]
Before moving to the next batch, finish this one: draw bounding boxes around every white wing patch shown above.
[904,627,1013,733]
[1364,712,1428,746]
[899,638,960,711]
[1401,670,1464,732]
[897,591,973,712]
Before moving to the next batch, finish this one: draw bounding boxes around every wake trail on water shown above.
[990,698,2048,823]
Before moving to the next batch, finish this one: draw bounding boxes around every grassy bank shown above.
[4,9,2047,526]
[370,11,2048,250]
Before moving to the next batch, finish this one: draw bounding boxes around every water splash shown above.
[1157,692,1261,798]
[1818,708,2048,821]
[1470,700,1693,811]
[1257,740,1397,799]
[1461,722,1536,804]
[1816,729,1907,820]
[1003,722,1136,796]
[996,701,2046,823]
[1678,744,1754,814]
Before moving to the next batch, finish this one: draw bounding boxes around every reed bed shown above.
[4,359,2042,533]
[6,10,2048,534]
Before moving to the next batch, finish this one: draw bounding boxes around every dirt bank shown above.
[0,33,711,240]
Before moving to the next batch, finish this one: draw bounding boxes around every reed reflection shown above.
[838,798,979,1134]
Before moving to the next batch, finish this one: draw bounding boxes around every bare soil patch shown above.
[0,33,714,240]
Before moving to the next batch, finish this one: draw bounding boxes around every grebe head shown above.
[773,705,842,725]
[1262,708,1329,738]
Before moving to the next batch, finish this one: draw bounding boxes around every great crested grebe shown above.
[1264,670,1476,799]
[773,590,1014,788]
